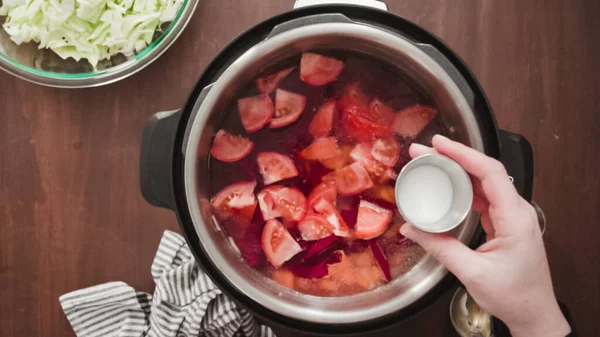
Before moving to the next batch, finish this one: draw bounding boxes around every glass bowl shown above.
[0,0,198,88]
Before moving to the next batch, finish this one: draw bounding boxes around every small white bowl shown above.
[395,154,473,233]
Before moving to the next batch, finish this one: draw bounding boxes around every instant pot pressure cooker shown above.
[139,1,534,335]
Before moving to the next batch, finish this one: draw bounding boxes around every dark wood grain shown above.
[0,0,598,336]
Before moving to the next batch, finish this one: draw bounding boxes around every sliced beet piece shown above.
[340,209,359,228]
[369,239,391,281]
[235,224,265,267]
[343,239,370,254]
[303,235,340,261]
[288,251,342,279]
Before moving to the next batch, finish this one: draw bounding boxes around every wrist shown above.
[508,302,571,337]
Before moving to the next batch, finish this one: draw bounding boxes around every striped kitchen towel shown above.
[60,230,276,337]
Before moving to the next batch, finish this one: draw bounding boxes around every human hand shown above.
[400,135,570,337]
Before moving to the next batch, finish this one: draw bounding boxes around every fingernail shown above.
[410,143,429,151]
[400,223,411,236]
[432,134,450,143]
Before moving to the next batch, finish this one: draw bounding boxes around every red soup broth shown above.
[207,52,447,297]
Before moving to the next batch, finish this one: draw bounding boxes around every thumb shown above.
[400,223,482,280]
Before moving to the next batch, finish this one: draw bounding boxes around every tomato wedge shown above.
[298,214,334,241]
[350,142,373,162]
[337,87,394,142]
[338,93,369,120]
[257,152,299,185]
[369,99,395,125]
[371,137,401,167]
[256,67,295,94]
[355,200,392,239]
[299,137,340,160]
[378,167,398,184]
[321,170,338,183]
[312,198,351,237]
[262,219,303,268]
[393,104,437,137]
[211,181,257,221]
[300,52,345,86]
[340,104,392,142]
[257,186,307,222]
[335,162,374,196]
[350,143,397,183]
[319,155,348,170]
[309,98,336,138]
[210,130,254,162]
[307,181,337,210]
[318,144,353,170]
[271,89,307,129]
[238,94,274,132]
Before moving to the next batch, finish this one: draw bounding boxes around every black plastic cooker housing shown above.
[139,4,533,336]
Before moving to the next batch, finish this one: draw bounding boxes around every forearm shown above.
[509,302,571,337]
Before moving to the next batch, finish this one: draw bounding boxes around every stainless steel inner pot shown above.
[182,21,483,324]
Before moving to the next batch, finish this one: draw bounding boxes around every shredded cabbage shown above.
[0,0,184,68]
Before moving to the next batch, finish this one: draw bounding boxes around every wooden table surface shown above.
[1,1,598,336]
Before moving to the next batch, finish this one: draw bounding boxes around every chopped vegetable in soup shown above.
[208,52,444,297]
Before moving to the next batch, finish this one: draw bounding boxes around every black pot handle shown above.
[498,130,534,202]
[140,109,181,210]
[267,13,354,39]
[140,82,214,210]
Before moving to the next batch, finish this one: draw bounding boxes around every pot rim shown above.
[182,21,483,324]
[168,6,500,333]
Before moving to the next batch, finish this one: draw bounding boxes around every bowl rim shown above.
[0,0,199,88]
[395,153,474,233]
